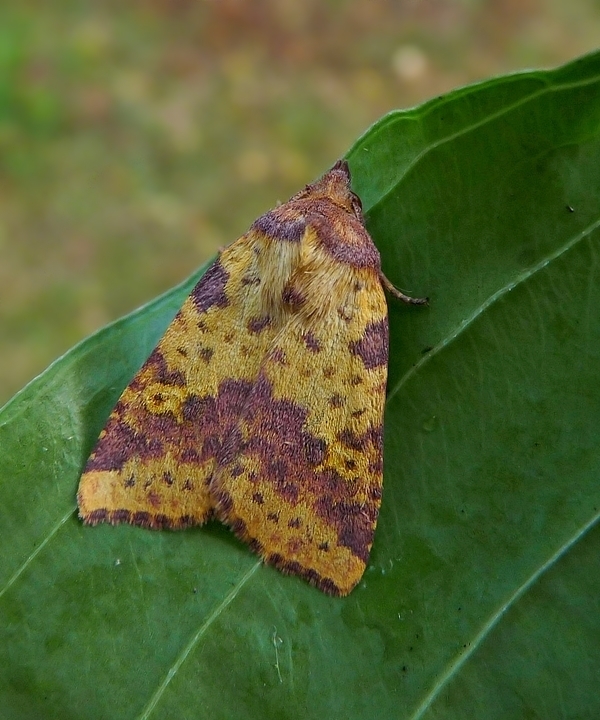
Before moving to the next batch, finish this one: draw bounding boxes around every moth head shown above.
[299,160,365,223]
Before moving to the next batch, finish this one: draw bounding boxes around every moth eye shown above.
[351,194,363,217]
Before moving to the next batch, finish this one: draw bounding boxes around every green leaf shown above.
[2,50,600,719]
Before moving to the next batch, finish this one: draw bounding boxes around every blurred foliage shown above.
[1,0,600,405]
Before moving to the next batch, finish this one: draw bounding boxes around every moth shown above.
[77,160,426,596]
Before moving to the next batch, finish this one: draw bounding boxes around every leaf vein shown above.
[408,508,600,719]
[137,560,262,720]
[0,508,73,600]
[388,214,600,403]
[368,72,600,215]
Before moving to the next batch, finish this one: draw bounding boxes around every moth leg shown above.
[379,272,429,305]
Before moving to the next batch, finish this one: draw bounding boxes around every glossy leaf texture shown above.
[1,51,600,719]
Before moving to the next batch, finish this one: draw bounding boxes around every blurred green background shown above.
[1,0,599,406]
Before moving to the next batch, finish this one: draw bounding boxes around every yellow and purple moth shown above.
[77,160,426,596]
